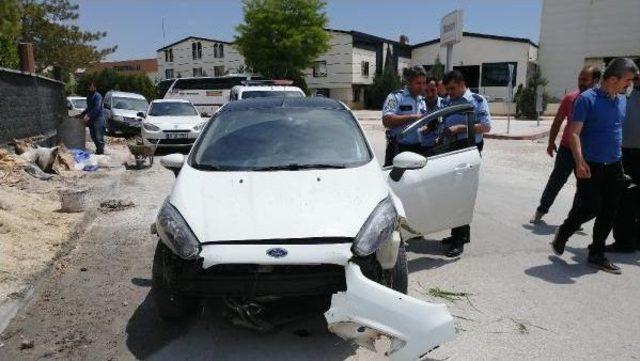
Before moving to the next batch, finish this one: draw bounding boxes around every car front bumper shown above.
[142,129,199,147]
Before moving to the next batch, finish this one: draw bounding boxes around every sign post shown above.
[440,10,463,72]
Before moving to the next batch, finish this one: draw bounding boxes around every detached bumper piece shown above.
[325,263,455,360]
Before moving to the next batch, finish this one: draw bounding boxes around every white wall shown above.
[352,47,376,85]
[539,0,640,98]
[411,36,535,99]
[304,32,354,89]
[157,38,245,79]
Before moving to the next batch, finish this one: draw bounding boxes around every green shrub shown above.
[365,68,403,110]
[515,68,551,119]
[76,69,157,100]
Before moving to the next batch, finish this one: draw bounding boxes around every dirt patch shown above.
[0,186,82,303]
[98,200,136,213]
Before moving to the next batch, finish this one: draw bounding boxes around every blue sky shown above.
[74,0,542,61]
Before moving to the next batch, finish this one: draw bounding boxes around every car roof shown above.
[67,96,85,100]
[151,99,192,104]
[220,96,347,112]
[107,91,146,99]
[232,85,304,92]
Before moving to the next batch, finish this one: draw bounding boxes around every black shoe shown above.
[605,243,635,253]
[550,233,566,256]
[442,236,456,245]
[445,244,464,258]
[587,256,621,274]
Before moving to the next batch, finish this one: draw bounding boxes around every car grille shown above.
[163,129,191,133]
[201,237,353,245]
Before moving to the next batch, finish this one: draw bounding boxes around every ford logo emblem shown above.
[266,248,288,258]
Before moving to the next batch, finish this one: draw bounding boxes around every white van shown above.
[163,75,262,116]
[229,84,305,101]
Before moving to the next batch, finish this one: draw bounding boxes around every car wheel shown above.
[151,241,200,320]
[384,243,408,294]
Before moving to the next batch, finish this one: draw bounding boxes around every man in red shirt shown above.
[531,66,601,224]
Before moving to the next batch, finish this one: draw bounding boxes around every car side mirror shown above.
[137,111,146,118]
[392,152,427,170]
[160,153,185,176]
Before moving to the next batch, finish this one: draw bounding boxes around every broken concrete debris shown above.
[98,200,136,213]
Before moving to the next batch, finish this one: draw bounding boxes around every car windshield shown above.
[112,97,149,111]
[71,99,87,109]
[149,102,198,116]
[241,91,304,99]
[191,108,371,171]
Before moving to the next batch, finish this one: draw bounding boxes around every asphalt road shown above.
[1,130,638,361]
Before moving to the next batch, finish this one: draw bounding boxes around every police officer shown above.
[418,74,445,156]
[440,70,492,257]
[382,65,428,166]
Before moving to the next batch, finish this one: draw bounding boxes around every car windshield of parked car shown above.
[191,108,371,171]
[149,102,198,116]
[241,91,304,99]
[71,99,87,109]
[112,97,149,111]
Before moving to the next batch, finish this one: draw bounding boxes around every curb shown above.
[485,130,550,140]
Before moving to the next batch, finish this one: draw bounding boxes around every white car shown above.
[141,99,208,148]
[103,91,149,135]
[66,96,87,115]
[229,84,305,101]
[153,97,481,359]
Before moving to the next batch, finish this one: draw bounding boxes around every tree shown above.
[365,63,402,110]
[234,0,330,90]
[515,68,550,119]
[0,0,22,69]
[19,0,116,81]
[77,69,157,100]
[431,55,444,80]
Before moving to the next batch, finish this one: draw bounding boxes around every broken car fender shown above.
[325,263,455,360]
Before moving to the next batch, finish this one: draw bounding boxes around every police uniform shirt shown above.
[419,96,444,147]
[382,88,427,145]
[442,89,491,144]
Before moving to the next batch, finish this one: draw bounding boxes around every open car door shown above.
[385,104,481,236]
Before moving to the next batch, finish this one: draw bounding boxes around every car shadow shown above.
[126,293,357,360]
[405,237,459,273]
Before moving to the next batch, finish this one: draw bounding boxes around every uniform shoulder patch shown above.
[471,93,485,103]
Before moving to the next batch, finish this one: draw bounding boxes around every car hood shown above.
[146,115,204,126]
[169,160,388,242]
[113,109,144,118]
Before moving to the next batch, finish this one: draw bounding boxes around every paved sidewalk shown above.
[352,110,553,140]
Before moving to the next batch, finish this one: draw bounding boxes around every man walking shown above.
[551,58,639,274]
[381,65,428,165]
[609,74,640,252]
[440,70,491,257]
[77,81,106,155]
[531,66,601,223]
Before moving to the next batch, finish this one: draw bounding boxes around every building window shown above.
[165,69,174,79]
[313,61,327,77]
[192,43,197,60]
[197,42,202,59]
[164,49,174,62]
[192,42,203,60]
[219,44,224,58]
[481,62,517,87]
[193,67,203,77]
[352,87,361,102]
[361,61,370,76]
[214,44,219,58]
[214,66,225,76]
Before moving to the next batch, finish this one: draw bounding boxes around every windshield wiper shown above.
[252,163,347,171]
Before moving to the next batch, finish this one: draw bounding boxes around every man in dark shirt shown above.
[77,81,106,154]
[551,58,639,274]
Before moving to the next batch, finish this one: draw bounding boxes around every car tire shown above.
[385,243,408,294]
[151,241,200,320]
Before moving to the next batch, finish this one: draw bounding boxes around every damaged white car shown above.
[152,97,481,359]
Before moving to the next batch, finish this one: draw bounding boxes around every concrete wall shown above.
[411,36,536,99]
[351,47,376,85]
[304,32,354,90]
[0,68,65,144]
[539,0,640,98]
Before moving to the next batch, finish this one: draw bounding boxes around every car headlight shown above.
[351,196,398,257]
[113,115,124,121]
[156,199,201,260]
[193,121,207,132]
[142,122,161,131]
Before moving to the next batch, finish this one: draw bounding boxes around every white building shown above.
[156,30,537,109]
[412,32,538,100]
[539,0,640,98]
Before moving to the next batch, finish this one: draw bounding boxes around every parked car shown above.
[153,97,481,359]
[140,99,207,148]
[66,96,87,115]
[229,83,305,101]
[103,91,149,135]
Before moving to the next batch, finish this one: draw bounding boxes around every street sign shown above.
[440,10,464,72]
[440,10,464,46]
